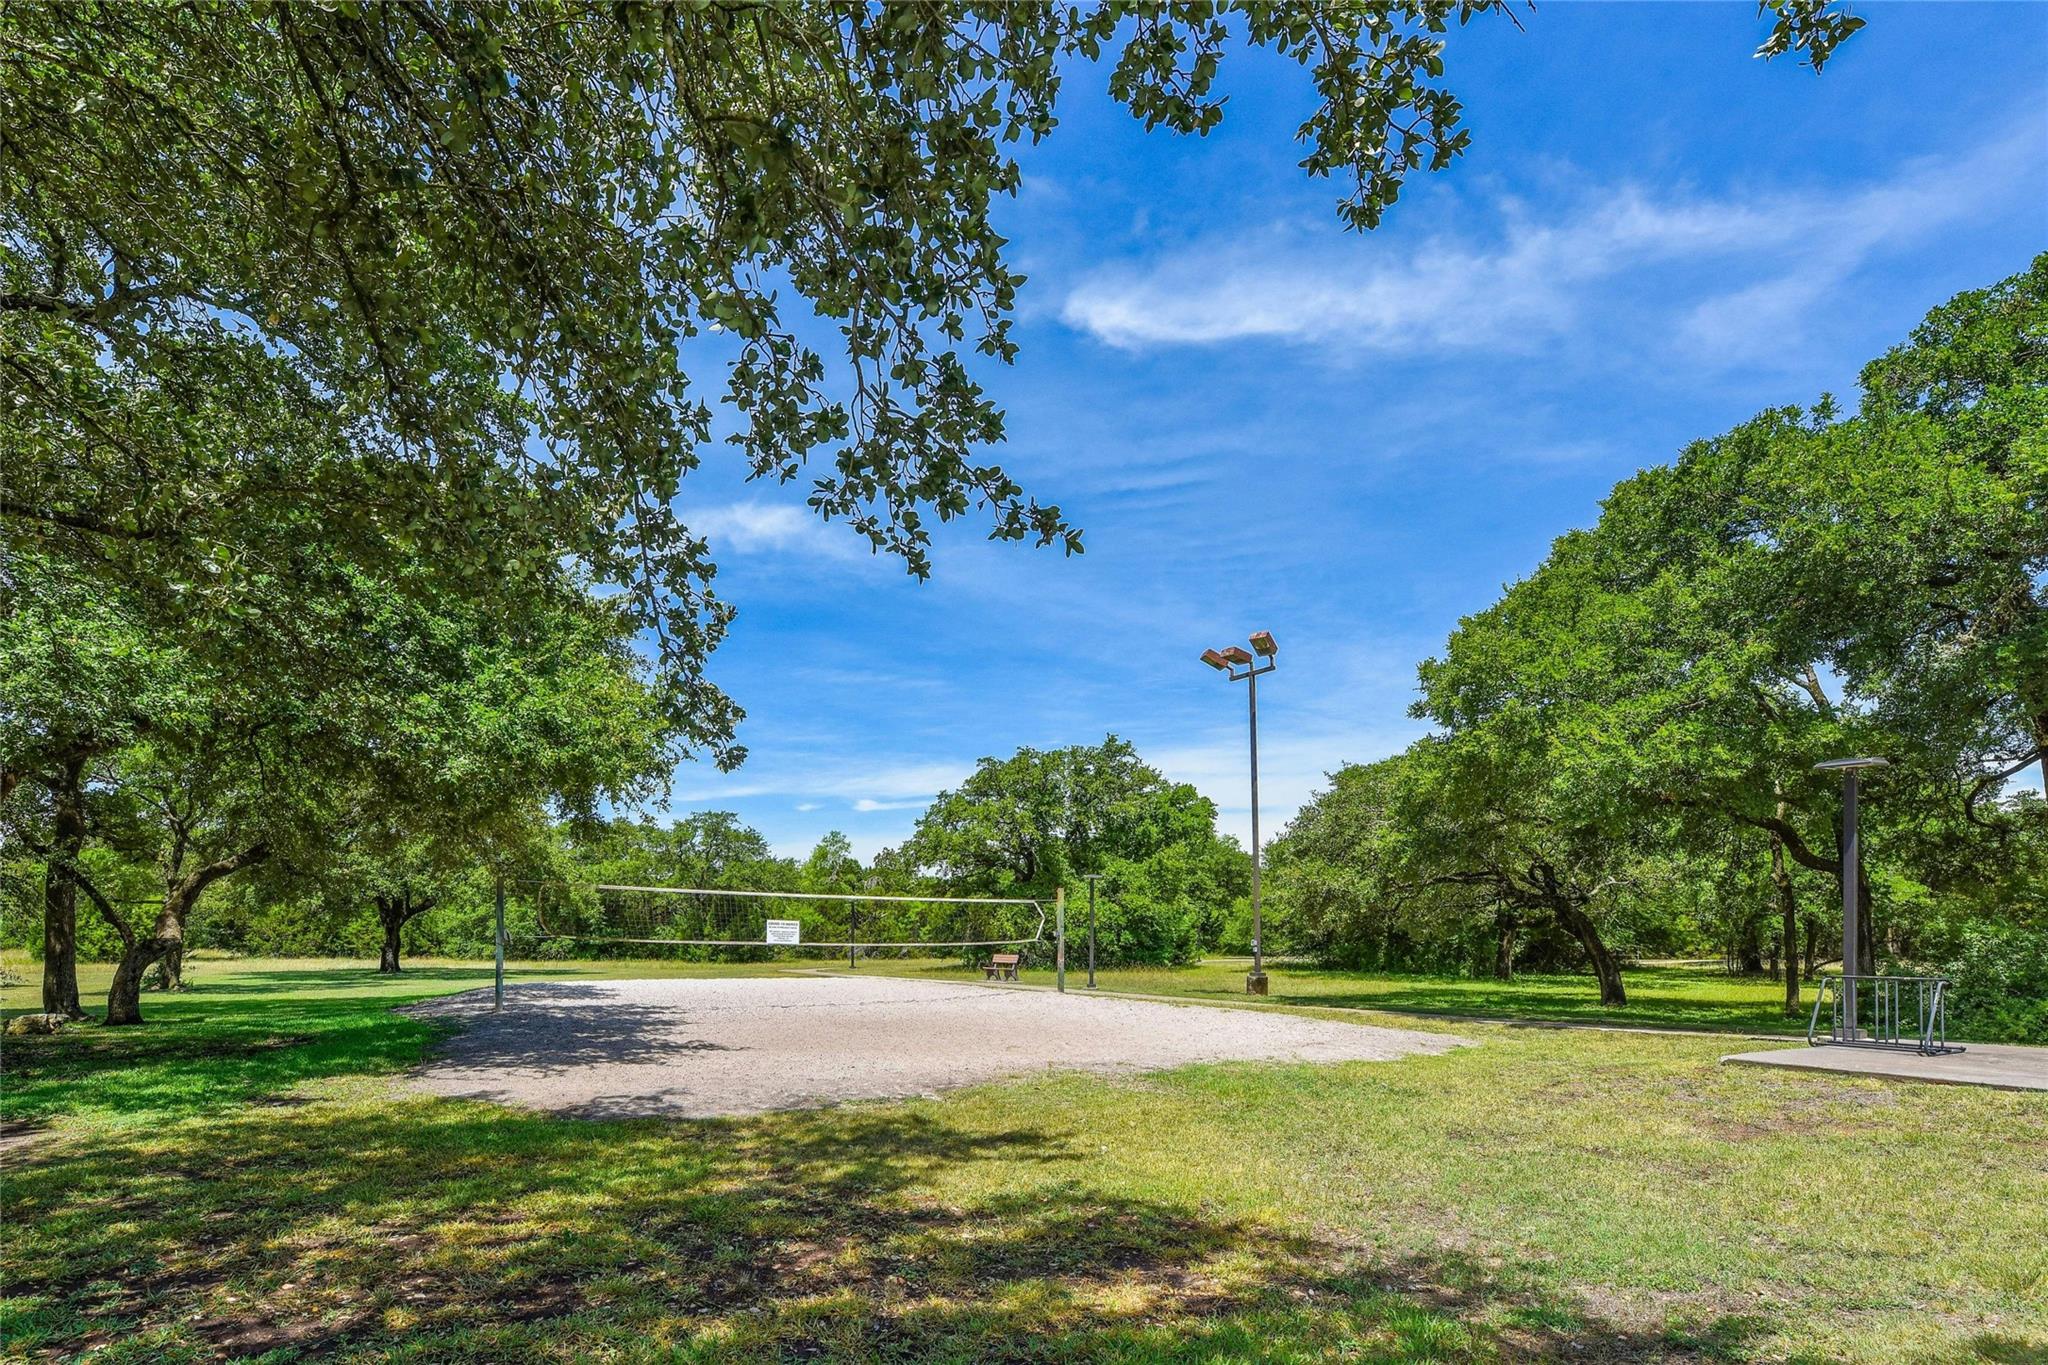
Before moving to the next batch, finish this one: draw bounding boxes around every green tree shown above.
[565,812,790,892]
[1335,259,2047,1012]
[2,1,1863,759]
[801,832,864,896]
[1,552,184,1016]
[899,735,1244,964]
[1773,259,2048,831]
[1,541,672,1020]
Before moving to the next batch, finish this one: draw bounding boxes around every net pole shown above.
[1056,886,1066,994]
[493,873,506,1011]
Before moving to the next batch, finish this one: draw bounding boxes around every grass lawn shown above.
[865,957,1813,1036]
[3,955,2043,1363]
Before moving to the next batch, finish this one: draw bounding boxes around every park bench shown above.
[983,952,1021,981]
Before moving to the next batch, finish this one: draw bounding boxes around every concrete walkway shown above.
[1721,1041,2048,1092]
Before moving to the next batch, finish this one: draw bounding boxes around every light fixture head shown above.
[1221,645,1254,666]
[1813,756,1890,773]
[1082,872,1103,882]
[1200,648,1230,670]
[1249,630,1278,658]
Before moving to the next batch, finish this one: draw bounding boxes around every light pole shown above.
[1082,872,1102,989]
[1202,630,1278,996]
[1814,756,1888,1038]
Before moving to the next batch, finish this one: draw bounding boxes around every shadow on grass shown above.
[153,964,501,994]
[404,982,720,1080]
[1,1097,1778,1363]
[1239,968,1808,1036]
[879,961,1808,1036]
[0,990,446,1126]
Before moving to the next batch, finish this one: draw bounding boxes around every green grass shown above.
[872,956,1813,1035]
[3,956,2043,1363]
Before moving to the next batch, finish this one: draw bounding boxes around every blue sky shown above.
[669,3,2048,861]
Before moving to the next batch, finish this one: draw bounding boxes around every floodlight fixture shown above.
[1813,756,1889,772]
[1197,633,1281,997]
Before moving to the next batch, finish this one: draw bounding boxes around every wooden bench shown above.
[983,952,1021,981]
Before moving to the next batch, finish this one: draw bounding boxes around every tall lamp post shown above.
[1202,631,1278,996]
[1814,755,1888,1038]
[1082,872,1102,989]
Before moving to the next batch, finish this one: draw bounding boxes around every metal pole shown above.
[1055,886,1066,994]
[493,873,506,1011]
[1841,770,1858,1037]
[1086,877,1098,989]
[1246,662,1266,995]
[850,900,857,971]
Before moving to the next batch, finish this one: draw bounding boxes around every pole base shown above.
[1245,972,1269,996]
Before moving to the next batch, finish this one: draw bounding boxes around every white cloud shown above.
[1060,125,2041,367]
[689,501,865,560]
[794,801,822,812]
[671,759,968,807]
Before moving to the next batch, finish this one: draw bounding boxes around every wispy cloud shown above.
[688,501,866,560]
[671,759,969,808]
[1060,124,2040,367]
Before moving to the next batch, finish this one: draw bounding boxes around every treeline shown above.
[1260,260,2048,1041]
[3,737,1248,977]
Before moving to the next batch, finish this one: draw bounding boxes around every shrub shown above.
[1939,922,2048,1045]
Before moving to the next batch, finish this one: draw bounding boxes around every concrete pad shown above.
[404,974,1473,1119]
[1721,1041,2048,1092]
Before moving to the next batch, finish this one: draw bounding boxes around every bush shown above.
[1939,923,2048,1045]
[1078,847,1220,967]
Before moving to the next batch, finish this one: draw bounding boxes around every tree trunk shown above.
[372,890,435,973]
[40,755,89,1019]
[155,943,185,991]
[105,936,171,1026]
[103,841,268,1025]
[41,862,84,1019]
[1554,902,1626,1006]
[1493,913,1517,981]
[1803,915,1822,981]
[2033,707,2048,831]
[1737,911,1764,974]
[1772,835,1800,1017]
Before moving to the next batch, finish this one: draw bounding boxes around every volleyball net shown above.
[519,881,1046,955]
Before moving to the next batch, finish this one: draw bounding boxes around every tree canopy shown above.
[1270,256,2047,1028]
[899,736,1248,964]
[3,0,1865,760]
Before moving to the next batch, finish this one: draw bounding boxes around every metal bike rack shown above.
[1808,973,1963,1056]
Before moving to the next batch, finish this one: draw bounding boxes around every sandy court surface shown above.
[403,974,1472,1118]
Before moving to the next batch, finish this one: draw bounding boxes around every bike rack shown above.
[1807,973,1964,1056]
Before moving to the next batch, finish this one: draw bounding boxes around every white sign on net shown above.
[764,919,802,946]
